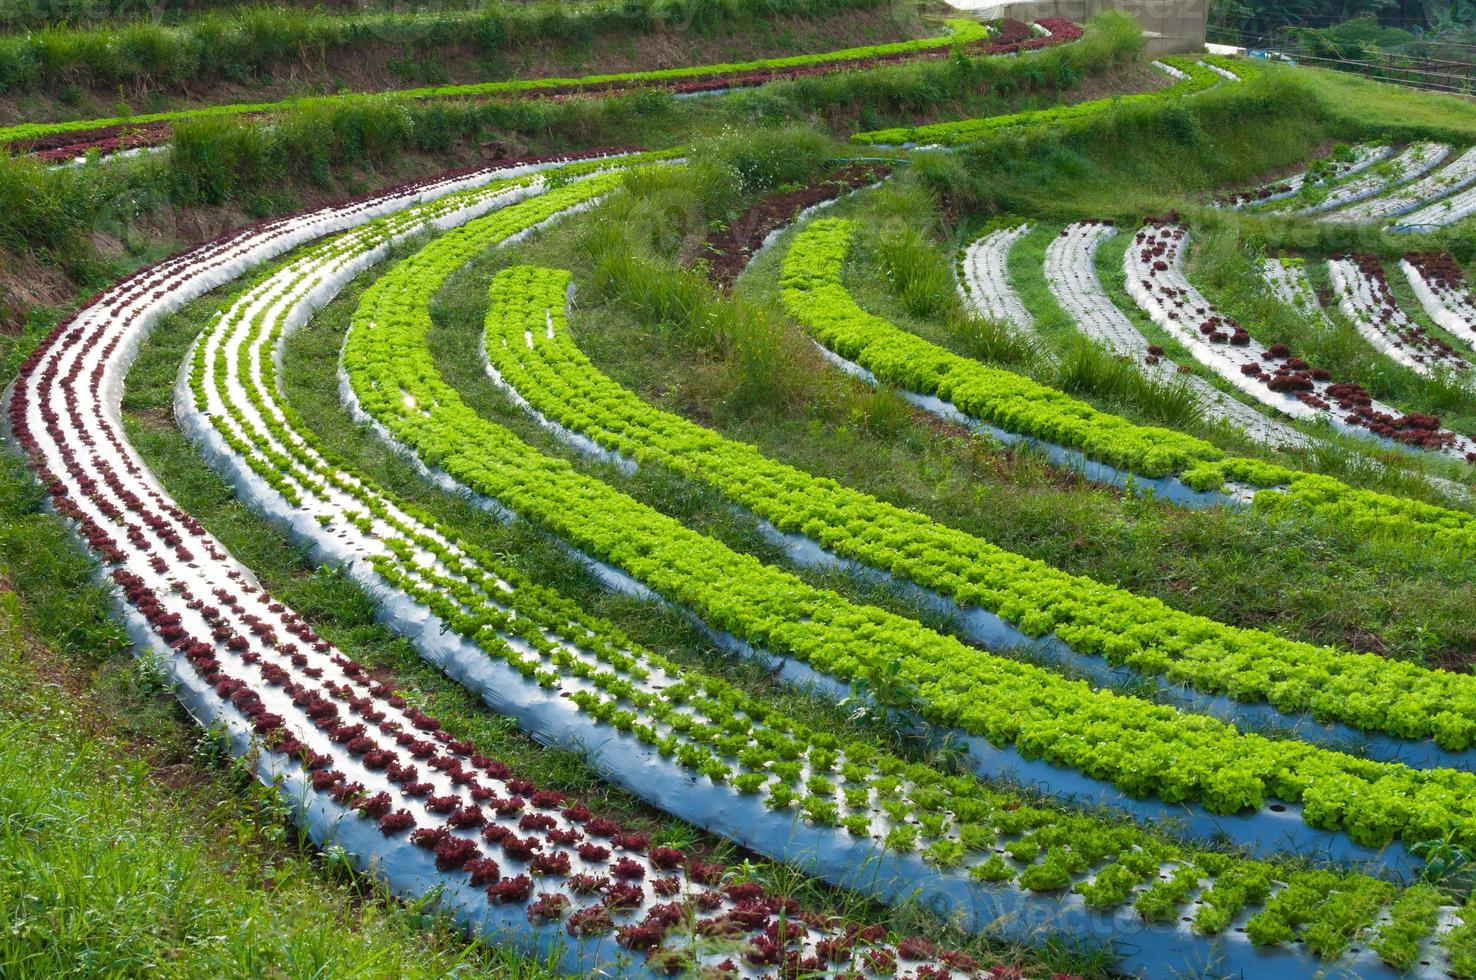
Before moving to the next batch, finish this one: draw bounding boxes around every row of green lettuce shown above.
[182,166,1463,972]
[479,258,1476,756]
[779,218,1476,551]
[339,171,1476,854]
[0,17,995,147]
[851,54,1245,146]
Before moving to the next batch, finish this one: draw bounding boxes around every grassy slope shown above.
[0,13,1144,329]
[0,2,923,128]
[1301,66,1476,138]
[0,0,497,30]
[0,457,567,978]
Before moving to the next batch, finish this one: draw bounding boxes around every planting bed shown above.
[1398,181,1476,230]
[1126,224,1476,462]
[1264,257,1325,318]
[1328,254,1472,377]
[1403,252,1476,349]
[1278,142,1452,216]
[1328,147,1476,224]
[958,224,1035,335]
[1217,143,1395,209]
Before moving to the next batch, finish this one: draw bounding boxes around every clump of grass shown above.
[877,224,956,319]
[842,384,916,436]
[866,179,1041,368]
[1050,334,1204,429]
[587,220,813,415]
[583,133,841,413]
[0,153,103,259]
[689,124,831,222]
[869,178,977,323]
[944,309,1040,368]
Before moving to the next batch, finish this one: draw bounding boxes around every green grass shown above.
[0,456,569,978]
[1002,220,1073,341]
[0,0,906,104]
[1301,66,1476,141]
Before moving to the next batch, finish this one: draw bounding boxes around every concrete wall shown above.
[954,0,1208,55]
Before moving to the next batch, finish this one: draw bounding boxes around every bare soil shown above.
[697,162,892,287]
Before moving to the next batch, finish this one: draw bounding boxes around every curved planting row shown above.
[792,218,1223,495]
[1328,147,1476,225]
[1265,257,1323,317]
[957,224,1035,336]
[1217,143,1395,209]
[1276,142,1452,217]
[1041,221,1308,448]
[1044,222,1153,357]
[849,56,1242,148]
[1125,224,1476,463]
[1403,252,1476,348]
[788,217,1476,552]
[1328,254,1472,377]
[1,18,1081,160]
[1398,180,1476,231]
[5,150,1010,979]
[166,157,1476,980]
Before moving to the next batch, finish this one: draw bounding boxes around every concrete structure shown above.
[947,0,1208,55]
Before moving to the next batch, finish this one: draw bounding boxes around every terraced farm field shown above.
[8,1,1476,977]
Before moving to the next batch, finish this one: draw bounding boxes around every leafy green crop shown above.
[339,180,1476,855]
[853,56,1246,146]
